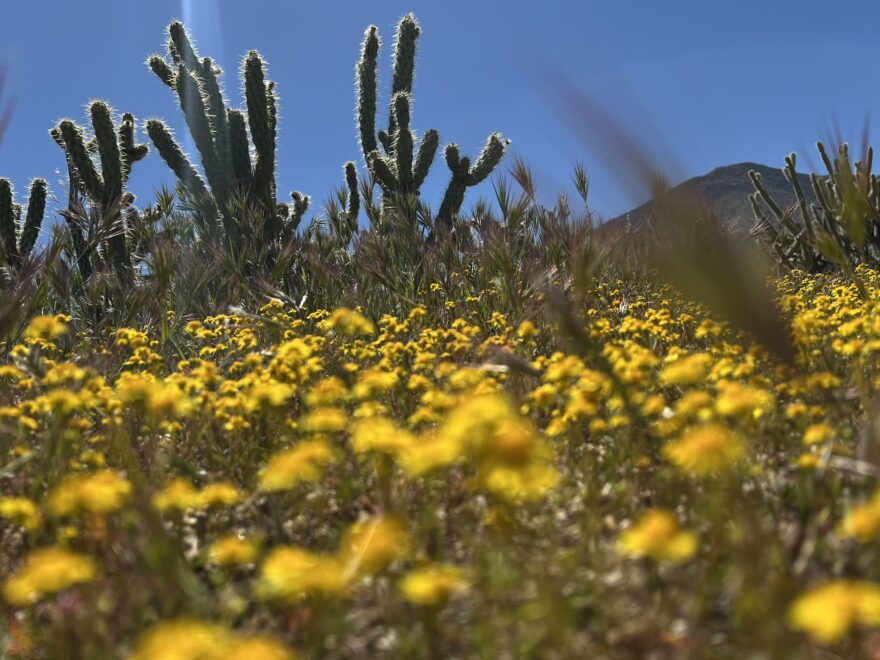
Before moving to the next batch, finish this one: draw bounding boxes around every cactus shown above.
[437,133,509,228]
[357,16,438,202]
[146,21,308,248]
[356,14,507,223]
[51,101,147,275]
[749,143,880,281]
[0,178,47,267]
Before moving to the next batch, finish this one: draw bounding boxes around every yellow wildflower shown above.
[195,482,242,509]
[617,509,698,563]
[24,314,69,340]
[659,353,711,386]
[350,416,414,455]
[258,440,335,492]
[399,564,470,605]
[4,547,96,605]
[803,423,833,446]
[663,424,746,475]
[47,470,132,517]
[338,516,407,579]
[715,380,774,419]
[789,580,880,644]
[0,497,42,532]
[207,535,260,566]
[257,548,348,600]
[153,478,199,512]
[321,307,375,336]
[301,407,348,433]
[130,619,295,660]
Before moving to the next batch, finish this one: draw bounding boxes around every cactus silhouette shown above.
[0,177,47,267]
[146,21,311,248]
[51,101,147,275]
[356,13,507,224]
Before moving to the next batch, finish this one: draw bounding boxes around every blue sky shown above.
[1,1,879,220]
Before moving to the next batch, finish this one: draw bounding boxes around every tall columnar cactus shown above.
[357,16,438,202]
[749,143,880,279]
[51,101,147,274]
[146,21,308,247]
[356,14,507,222]
[437,134,508,228]
[0,178,47,267]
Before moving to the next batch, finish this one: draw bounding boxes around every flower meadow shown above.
[1,266,880,657]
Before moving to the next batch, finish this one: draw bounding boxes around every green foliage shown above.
[146,21,312,249]
[0,177,47,267]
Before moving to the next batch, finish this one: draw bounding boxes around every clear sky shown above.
[1,1,879,220]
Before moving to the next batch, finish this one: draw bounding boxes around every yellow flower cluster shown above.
[5,267,880,653]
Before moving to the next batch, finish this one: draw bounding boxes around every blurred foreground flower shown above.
[789,580,880,644]
[617,509,697,563]
[399,564,470,605]
[663,424,745,475]
[130,619,294,659]
[4,547,96,605]
[47,470,132,517]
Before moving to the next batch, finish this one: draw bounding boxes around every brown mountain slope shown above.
[607,162,815,234]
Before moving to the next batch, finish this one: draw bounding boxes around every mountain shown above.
[606,162,815,234]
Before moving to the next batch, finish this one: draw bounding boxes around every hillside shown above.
[608,162,816,234]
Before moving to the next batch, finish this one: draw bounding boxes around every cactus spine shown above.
[146,21,308,247]
[52,101,147,275]
[0,178,47,267]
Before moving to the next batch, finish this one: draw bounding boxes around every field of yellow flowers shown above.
[2,265,880,658]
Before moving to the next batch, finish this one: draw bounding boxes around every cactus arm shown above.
[244,51,275,213]
[174,65,222,196]
[445,143,460,172]
[369,151,398,193]
[810,172,832,214]
[89,102,131,271]
[377,130,391,154]
[344,161,360,222]
[388,14,420,135]
[118,113,149,186]
[285,191,310,235]
[199,57,230,169]
[147,55,176,88]
[168,21,201,74]
[412,129,438,190]
[816,141,835,179]
[145,119,211,201]
[90,101,124,204]
[0,178,18,264]
[438,146,470,225]
[57,119,104,201]
[748,169,784,223]
[392,93,414,192]
[783,153,815,241]
[465,133,508,185]
[227,109,253,192]
[356,26,379,162]
[19,178,47,259]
